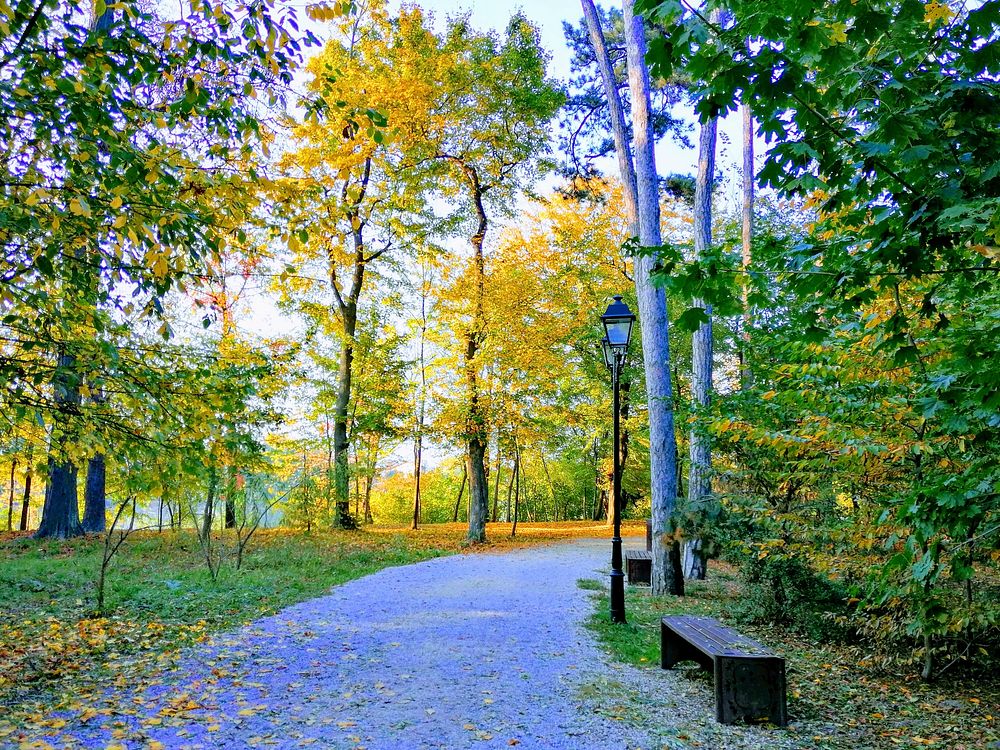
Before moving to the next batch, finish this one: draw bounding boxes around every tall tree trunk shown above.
[591,436,604,521]
[621,0,683,595]
[363,473,374,524]
[82,386,107,533]
[412,267,428,530]
[510,444,521,537]
[740,103,755,390]
[19,449,32,531]
[452,462,467,523]
[464,168,490,544]
[506,455,517,523]
[82,453,106,533]
[491,444,502,522]
[224,491,237,529]
[201,465,217,542]
[6,458,16,531]
[333,312,356,528]
[540,450,557,521]
[331,158,378,530]
[683,19,721,581]
[412,436,422,530]
[36,351,83,539]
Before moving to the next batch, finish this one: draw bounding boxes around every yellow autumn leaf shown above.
[828,21,848,44]
[924,0,955,26]
[69,197,91,217]
[110,195,123,209]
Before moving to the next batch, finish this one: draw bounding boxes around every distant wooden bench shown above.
[660,615,787,726]
[624,549,651,585]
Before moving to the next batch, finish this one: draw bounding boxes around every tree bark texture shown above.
[82,385,107,533]
[622,0,682,596]
[36,350,83,539]
[82,453,106,533]
[683,36,721,581]
[333,303,357,528]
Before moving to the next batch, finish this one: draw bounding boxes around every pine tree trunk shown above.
[621,0,682,595]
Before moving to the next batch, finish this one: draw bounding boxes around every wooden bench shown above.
[624,550,651,585]
[660,615,787,726]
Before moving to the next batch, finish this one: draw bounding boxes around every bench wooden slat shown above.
[660,614,787,726]
[662,615,774,658]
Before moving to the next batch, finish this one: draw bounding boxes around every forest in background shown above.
[2,0,999,689]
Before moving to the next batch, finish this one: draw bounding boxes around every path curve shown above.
[68,538,658,749]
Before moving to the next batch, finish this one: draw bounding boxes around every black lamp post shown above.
[601,294,635,624]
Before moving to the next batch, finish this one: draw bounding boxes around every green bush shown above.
[733,552,852,642]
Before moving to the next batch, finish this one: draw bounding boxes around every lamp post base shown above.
[610,535,626,623]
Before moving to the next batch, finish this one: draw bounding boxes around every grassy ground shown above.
[0,519,640,740]
[582,563,999,750]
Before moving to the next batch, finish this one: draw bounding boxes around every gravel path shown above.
[54,538,803,750]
